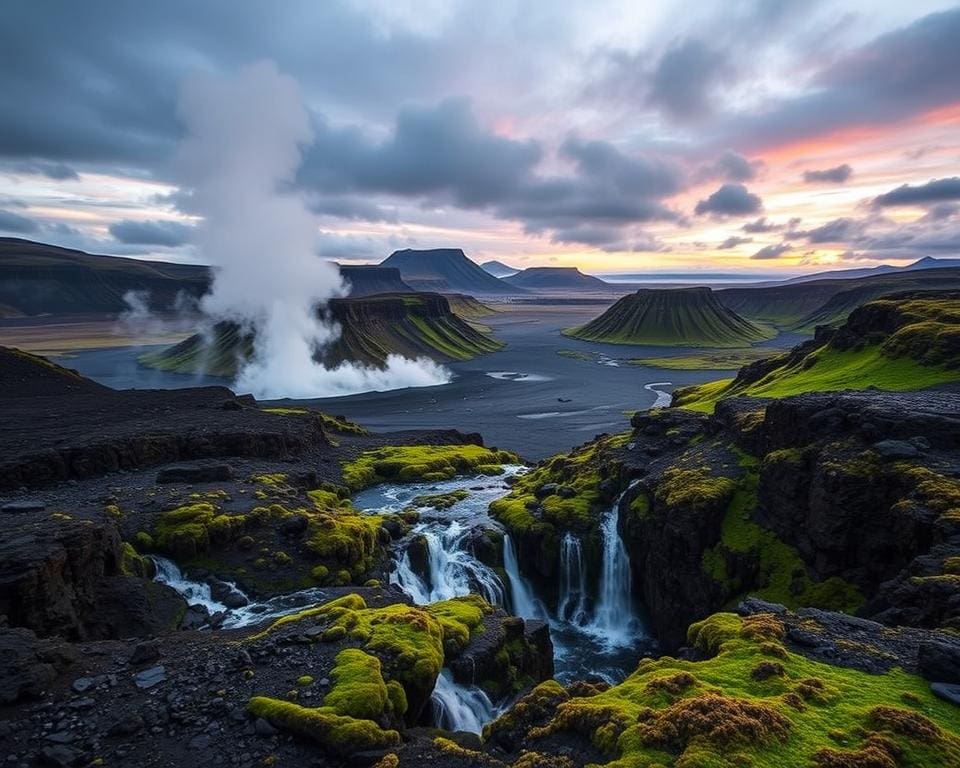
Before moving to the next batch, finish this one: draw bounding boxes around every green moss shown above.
[296,675,314,686]
[341,444,520,491]
[152,502,246,558]
[655,468,736,513]
[535,611,960,767]
[120,542,150,577]
[252,473,288,487]
[701,452,863,613]
[247,696,400,755]
[490,432,630,536]
[249,593,492,709]
[133,531,153,551]
[629,348,779,371]
[305,491,384,579]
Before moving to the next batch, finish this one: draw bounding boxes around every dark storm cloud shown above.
[694,184,762,217]
[109,219,193,247]
[301,99,542,208]
[742,217,777,233]
[647,38,734,121]
[0,209,38,234]
[872,177,960,207]
[718,235,752,249]
[717,8,960,150]
[308,196,399,224]
[698,150,763,183]
[802,164,852,184]
[921,203,960,222]
[751,242,791,260]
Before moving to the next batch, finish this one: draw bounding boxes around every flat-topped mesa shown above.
[566,286,774,347]
[504,266,609,290]
[380,248,519,294]
[140,292,503,377]
[336,265,413,297]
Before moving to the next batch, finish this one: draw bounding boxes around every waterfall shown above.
[151,556,230,615]
[557,533,588,625]
[583,482,640,648]
[391,521,505,606]
[503,533,547,620]
[431,669,495,734]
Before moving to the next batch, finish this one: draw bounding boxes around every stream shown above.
[152,467,656,734]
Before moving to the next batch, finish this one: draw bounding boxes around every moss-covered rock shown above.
[341,444,520,491]
[517,611,960,767]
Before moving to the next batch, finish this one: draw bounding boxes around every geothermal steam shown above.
[173,61,449,398]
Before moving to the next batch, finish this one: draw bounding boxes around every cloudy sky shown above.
[1,0,959,275]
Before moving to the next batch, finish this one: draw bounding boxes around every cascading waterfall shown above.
[557,533,588,625]
[583,482,641,647]
[391,520,504,606]
[152,556,230,615]
[431,669,496,735]
[503,533,548,620]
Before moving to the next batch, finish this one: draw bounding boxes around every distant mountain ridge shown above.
[566,286,774,347]
[505,266,609,290]
[380,248,519,294]
[0,238,414,316]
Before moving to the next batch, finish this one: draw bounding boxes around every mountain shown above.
[380,248,519,294]
[674,290,960,412]
[717,266,960,329]
[565,286,774,347]
[140,292,503,377]
[504,266,609,290]
[337,265,413,296]
[480,260,520,278]
[0,237,209,316]
[0,238,430,317]
[781,255,960,285]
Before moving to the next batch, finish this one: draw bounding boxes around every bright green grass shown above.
[676,346,960,413]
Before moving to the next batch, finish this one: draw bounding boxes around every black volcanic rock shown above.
[381,248,519,294]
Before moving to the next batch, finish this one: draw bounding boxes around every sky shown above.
[0,0,959,276]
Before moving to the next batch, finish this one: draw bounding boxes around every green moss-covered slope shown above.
[566,287,774,347]
[675,292,960,413]
[341,444,520,491]
[508,611,960,768]
[139,292,503,377]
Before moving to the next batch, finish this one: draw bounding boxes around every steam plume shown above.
[173,61,449,398]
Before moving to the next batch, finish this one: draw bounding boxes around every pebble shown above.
[134,666,167,690]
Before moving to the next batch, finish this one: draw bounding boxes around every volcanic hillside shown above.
[0,238,423,317]
[381,248,518,294]
[141,292,503,378]
[505,266,609,290]
[674,290,960,411]
[566,286,774,347]
[0,237,209,316]
[717,266,960,329]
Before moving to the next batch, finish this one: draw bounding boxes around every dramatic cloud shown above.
[802,164,852,184]
[0,209,38,234]
[801,217,865,244]
[718,235,752,249]
[648,38,733,121]
[873,177,960,208]
[698,150,763,183]
[109,219,193,247]
[751,242,791,260]
[694,184,762,217]
[10,160,79,180]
